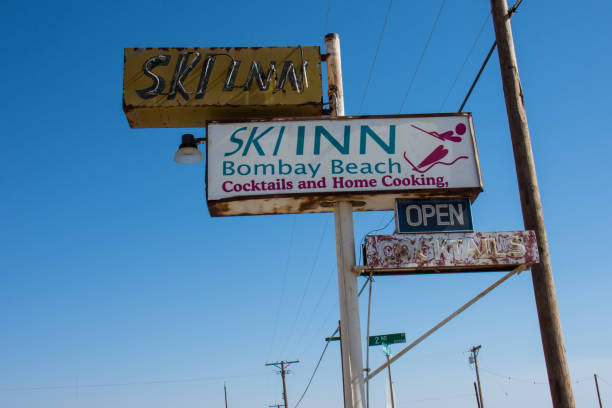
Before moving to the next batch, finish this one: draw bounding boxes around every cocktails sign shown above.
[206,114,482,216]
[364,231,539,274]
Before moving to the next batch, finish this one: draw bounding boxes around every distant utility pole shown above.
[473,382,481,408]
[266,360,299,408]
[470,345,484,408]
[224,382,229,408]
[490,1,575,406]
[594,374,603,408]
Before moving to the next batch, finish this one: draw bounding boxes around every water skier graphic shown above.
[403,123,469,173]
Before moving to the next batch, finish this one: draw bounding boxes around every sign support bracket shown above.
[365,264,528,382]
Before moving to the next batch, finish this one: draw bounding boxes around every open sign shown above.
[395,198,473,233]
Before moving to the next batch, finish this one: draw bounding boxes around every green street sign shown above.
[368,332,406,346]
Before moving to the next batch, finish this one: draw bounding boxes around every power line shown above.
[292,278,372,406]
[279,217,331,356]
[267,215,298,360]
[457,0,524,112]
[323,0,332,36]
[291,267,336,356]
[359,214,395,265]
[457,41,496,113]
[479,367,547,385]
[398,0,447,113]
[294,327,339,408]
[358,0,393,115]
[439,12,490,111]
[599,376,612,387]
[0,374,258,392]
[292,218,391,360]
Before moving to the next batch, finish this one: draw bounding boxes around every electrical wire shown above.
[267,215,298,360]
[457,0,524,112]
[292,276,373,406]
[358,0,393,115]
[457,41,496,113]
[402,393,475,403]
[292,267,336,355]
[323,0,332,36]
[0,375,258,392]
[359,214,395,265]
[295,211,389,356]
[479,367,547,385]
[439,12,490,111]
[279,217,331,355]
[293,326,339,408]
[398,0,447,113]
[364,215,395,237]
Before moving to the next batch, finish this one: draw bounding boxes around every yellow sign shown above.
[123,46,323,128]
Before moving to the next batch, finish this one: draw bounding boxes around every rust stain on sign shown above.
[364,230,539,274]
[123,46,323,128]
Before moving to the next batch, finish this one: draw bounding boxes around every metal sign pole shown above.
[490,1,575,407]
[325,33,366,408]
[385,351,395,408]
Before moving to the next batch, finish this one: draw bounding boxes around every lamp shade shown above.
[174,134,204,164]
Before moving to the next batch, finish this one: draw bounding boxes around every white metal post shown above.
[325,33,366,408]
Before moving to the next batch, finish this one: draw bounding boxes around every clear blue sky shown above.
[1,1,611,407]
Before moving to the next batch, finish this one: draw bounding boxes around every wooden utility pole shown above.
[473,382,481,408]
[490,1,575,407]
[324,33,366,408]
[266,360,299,408]
[595,374,603,408]
[470,345,485,408]
[224,382,229,408]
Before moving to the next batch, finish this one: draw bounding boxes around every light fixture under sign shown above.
[174,134,207,164]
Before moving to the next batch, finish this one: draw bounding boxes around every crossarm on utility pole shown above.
[265,360,299,408]
[365,265,527,382]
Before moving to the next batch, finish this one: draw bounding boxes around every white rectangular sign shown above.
[206,114,482,216]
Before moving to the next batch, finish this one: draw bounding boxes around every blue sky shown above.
[1,1,611,407]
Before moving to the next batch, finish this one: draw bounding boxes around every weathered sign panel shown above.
[206,114,483,216]
[364,230,538,274]
[123,46,323,128]
[395,198,473,233]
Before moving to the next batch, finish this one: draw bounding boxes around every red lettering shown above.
[222,181,234,192]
